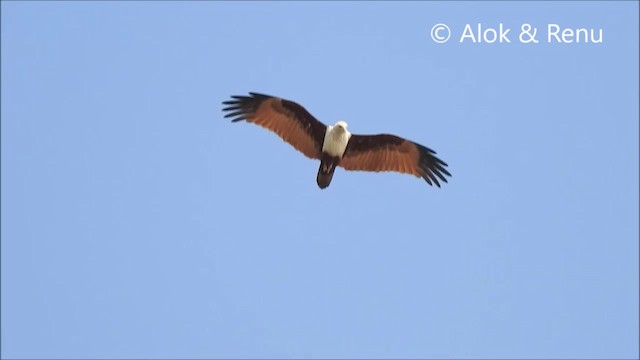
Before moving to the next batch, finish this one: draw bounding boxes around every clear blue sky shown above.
[2,1,638,359]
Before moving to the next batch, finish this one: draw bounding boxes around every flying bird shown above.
[222,92,451,189]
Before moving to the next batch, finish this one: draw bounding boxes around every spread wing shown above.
[340,134,451,187]
[222,92,327,160]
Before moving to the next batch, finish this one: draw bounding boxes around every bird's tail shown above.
[317,157,337,189]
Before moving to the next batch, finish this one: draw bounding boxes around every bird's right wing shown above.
[222,93,327,160]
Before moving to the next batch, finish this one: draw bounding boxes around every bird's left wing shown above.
[340,134,451,187]
[222,92,327,160]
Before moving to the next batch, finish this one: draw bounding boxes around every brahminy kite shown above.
[222,92,451,189]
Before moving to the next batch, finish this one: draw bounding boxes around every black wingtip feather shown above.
[221,92,277,123]
[248,92,273,98]
[224,110,248,118]
[422,172,434,186]
[415,143,451,187]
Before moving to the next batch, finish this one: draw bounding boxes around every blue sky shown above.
[1,1,638,359]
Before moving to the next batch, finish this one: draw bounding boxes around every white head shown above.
[335,121,348,130]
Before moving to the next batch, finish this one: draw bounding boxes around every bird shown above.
[222,92,451,189]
